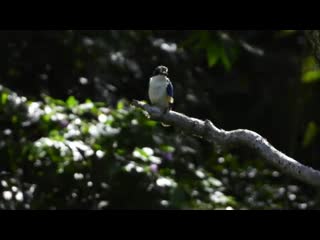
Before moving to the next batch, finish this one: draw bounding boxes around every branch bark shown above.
[132,100,320,188]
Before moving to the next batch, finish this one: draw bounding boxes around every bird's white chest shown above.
[148,76,167,106]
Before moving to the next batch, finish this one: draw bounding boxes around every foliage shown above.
[1,85,318,209]
[0,85,236,209]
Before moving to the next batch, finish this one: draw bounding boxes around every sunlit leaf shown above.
[116,149,126,155]
[117,100,124,110]
[133,147,154,161]
[42,114,51,123]
[160,145,175,153]
[276,30,297,38]
[66,96,79,108]
[221,49,232,71]
[145,120,157,127]
[49,130,64,141]
[302,70,320,83]
[1,92,8,105]
[303,121,318,147]
[207,44,220,67]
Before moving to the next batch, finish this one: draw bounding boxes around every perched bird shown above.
[148,65,174,127]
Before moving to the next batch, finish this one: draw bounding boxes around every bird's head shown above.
[153,65,168,76]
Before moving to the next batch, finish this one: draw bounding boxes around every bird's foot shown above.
[160,108,171,127]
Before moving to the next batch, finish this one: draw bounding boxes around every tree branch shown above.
[132,100,320,188]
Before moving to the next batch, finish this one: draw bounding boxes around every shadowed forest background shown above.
[1,30,320,209]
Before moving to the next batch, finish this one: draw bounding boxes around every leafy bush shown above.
[0,85,237,209]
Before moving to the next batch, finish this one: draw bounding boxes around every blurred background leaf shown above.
[303,121,318,147]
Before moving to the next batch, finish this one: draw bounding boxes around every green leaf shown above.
[54,99,66,106]
[302,70,320,83]
[145,120,157,127]
[221,51,232,71]
[160,145,175,153]
[116,149,126,155]
[93,144,102,150]
[81,123,89,134]
[196,31,211,50]
[1,92,8,105]
[206,41,233,70]
[303,121,318,147]
[117,101,124,110]
[45,96,65,106]
[42,114,51,123]
[282,30,297,34]
[137,148,149,159]
[276,30,297,38]
[66,96,79,108]
[49,130,64,141]
[302,56,318,70]
[207,44,220,67]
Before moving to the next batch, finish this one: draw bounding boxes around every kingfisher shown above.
[148,65,174,127]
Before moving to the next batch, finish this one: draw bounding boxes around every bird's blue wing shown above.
[166,79,174,106]
[166,79,174,98]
